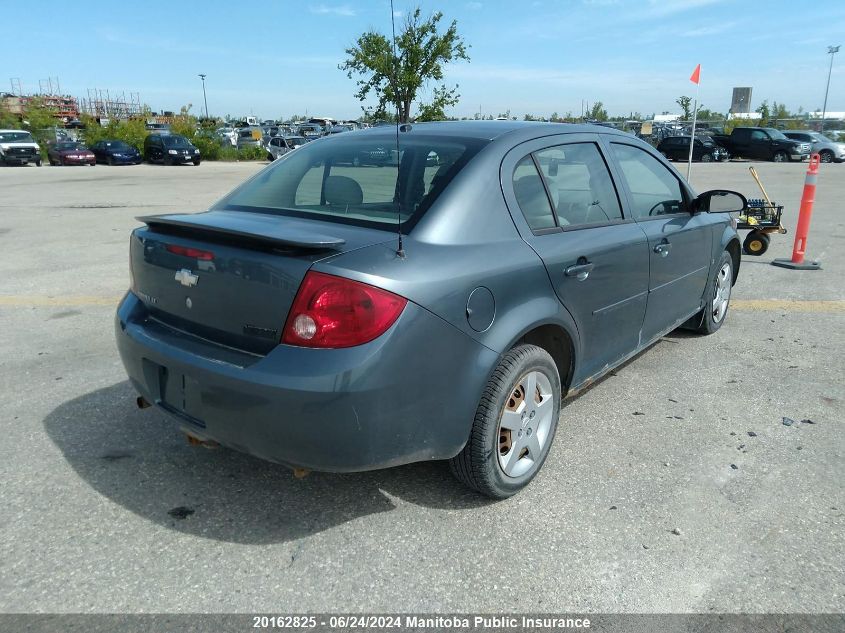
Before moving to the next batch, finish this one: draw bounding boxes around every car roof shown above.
[351,120,635,142]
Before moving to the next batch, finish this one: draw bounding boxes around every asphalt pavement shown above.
[0,159,842,614]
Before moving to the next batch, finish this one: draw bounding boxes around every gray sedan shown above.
[265,135,307,161]
[116,122,746,498]
[783,130,845,163]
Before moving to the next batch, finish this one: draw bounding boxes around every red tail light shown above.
[282,271,407,348]
[165,244,214,260]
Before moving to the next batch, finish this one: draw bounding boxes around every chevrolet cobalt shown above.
[116,122,745,498]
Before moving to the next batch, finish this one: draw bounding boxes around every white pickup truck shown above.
[0,130,42,166]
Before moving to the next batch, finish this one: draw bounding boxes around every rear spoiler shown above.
[137,210,346,250]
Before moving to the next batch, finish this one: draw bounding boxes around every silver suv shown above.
[783,131,845,163]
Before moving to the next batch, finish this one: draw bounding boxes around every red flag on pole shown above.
[690,64,701,84]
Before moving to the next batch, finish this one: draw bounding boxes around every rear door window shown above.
[534,143,623,226]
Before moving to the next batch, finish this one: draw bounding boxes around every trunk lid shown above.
[130,210,391,354]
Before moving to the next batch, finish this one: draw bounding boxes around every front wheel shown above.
[819,150,834,164]
[700,153,713,162]
[449,344,561,499]
[35,159,42,167]
[773,151,788,163]
[192,159,201,166]
[694,251,734,335]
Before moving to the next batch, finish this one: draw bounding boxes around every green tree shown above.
[771,101,790,120]
[676,96,693,120]
[696,108,724,122]
[588,101,608,121]
[755,100,770,125]
[340,7,469,123]
[0,103,19,129]
[19,97,60,147]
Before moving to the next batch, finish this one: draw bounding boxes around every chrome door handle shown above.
[565,262,594,281]
[654,243,671,257]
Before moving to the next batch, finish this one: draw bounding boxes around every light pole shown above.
[820,45,840,131]
[198,74,209,119]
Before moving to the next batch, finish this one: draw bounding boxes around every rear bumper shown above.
[115,292,497,472]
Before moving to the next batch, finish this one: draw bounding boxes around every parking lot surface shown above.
[1,160,843,613]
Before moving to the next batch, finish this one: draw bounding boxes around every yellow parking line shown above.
[731,299,845,313]
[0,295,121,307]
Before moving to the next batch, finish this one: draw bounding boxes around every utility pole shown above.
[198,74,209,119]
[821,45,840,131]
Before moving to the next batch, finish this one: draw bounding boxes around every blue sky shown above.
[7,0,845,120]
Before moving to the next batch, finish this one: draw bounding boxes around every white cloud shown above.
[681,21,736,37]
[467,1,483,8]
[309,4,356,17]
[648,0,726,16]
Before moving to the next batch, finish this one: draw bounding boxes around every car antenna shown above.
[389,0,405,259]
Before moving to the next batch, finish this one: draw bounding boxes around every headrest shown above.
[324,175,363,206]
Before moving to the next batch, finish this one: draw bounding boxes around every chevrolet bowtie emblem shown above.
[174,269,199,287]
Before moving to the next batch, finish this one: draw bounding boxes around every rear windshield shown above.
[216,135,488,229]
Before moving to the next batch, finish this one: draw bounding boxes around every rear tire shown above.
[449,344,561,499]
[700,153,713,162]
[108,156,115,166]
[192,159,201,166]
[694,251,733,335]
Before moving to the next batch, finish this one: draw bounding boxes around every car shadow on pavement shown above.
[43,381,492,545]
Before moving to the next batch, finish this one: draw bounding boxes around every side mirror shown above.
[694,190,747,214]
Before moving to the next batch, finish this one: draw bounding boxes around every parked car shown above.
[0,129,42,166]
[265,135,307,161]
[657,135,729,162]
[47,141,95,166]
[782,131,845,163]
[216,127,237,147]
[144,134,201,165]
[90,140,142,165]
[297,123,323,140]
[712,127,810,162]
[236,128,262,149]
[116,121,746,498]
